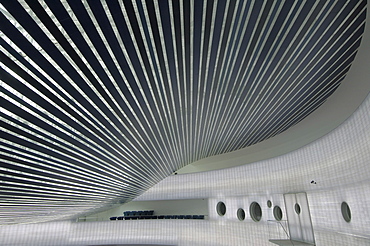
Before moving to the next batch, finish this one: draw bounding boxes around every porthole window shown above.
[341,202,351,222]
[273,206,283,221]
[294,203,301,214]
[237,208,245,221]
[216,201,226,216]
[267,200,272,208]
[250,202,262,222]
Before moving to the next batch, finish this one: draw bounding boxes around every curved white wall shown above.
[131,89,370,246]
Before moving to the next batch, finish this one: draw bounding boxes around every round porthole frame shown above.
[237,208,245,221]
[267,200,272,208]
[341,202,351,223]
[294,203,301,214]
[216,201,226,216]
[249,202,262,222]
[273,206,283,221]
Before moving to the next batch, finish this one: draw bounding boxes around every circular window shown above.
[294,203,301,214]
[267,200,272,208]
[250,202,262,222]
[216,202,226,216]
[237,208,245,221]
[341,202,351,222]
[273,206,283,221]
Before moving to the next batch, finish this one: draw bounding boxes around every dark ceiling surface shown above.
[0,0,367,224]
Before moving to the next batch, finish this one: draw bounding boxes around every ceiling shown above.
[0,0,367,224]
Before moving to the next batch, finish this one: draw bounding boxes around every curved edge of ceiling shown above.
[177,7,370,175]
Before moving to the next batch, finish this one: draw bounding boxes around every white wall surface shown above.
[133,86,370,244]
